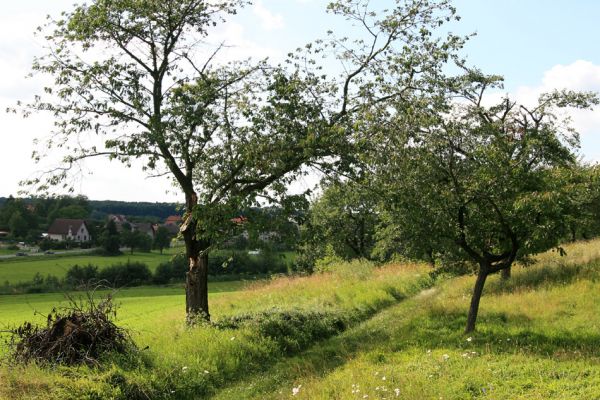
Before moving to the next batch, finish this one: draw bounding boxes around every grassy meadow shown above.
[0,251,176,284]
[0,248,295,285]
[1,240,600,399]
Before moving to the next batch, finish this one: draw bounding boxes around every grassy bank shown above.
[214,239,600,399]
[0,260,432,399]
[2,240,600,399]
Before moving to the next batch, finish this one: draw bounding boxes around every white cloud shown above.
[484,60,600,161]
[253,1,285,31]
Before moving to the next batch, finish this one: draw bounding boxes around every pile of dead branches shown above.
[5,292,133,366]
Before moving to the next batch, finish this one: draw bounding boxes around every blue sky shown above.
[1,0,599,201]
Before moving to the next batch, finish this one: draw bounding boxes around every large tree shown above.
[19,0,464,321]
[370,71,598,332]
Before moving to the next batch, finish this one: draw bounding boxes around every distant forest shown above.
[0,197,181,221]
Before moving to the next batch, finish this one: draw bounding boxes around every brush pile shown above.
[5,293,133,366]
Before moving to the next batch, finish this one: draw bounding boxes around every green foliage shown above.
[153,226,171,254]
[100,220,121,256]
[65,264,99,287]
[96,262,152,287]
[371,72,599,270]
[299,180,379,270]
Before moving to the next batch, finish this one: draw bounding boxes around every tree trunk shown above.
[186,247,210,321]
[182,192,211,322]
[500,266,511,280]
[465,266,489,333]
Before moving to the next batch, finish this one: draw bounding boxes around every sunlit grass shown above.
[0,260,431,399]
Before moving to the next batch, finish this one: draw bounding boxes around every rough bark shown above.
[465,266,489,333]
[186,248,210,321]
[181,192,211,322]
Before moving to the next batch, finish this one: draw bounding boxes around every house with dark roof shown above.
[47,219,91,242]
[132,222,157,239]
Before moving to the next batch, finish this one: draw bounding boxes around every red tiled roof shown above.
[231,216,248,224]
[165,215,182,225]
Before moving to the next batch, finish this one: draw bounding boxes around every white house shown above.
[47,219,92,242]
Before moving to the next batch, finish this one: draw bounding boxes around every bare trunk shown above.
[186,247,209,321]
[465,266,488,333]
[500,266,511,280]
[181,191,211,322]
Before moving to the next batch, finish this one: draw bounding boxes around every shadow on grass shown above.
[210,297,600,399]
[486,260,600,296]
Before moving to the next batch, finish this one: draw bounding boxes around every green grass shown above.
[213,239,600,400]
[0,251,177,284]
[0,247,292,284]
[3,240,600,399]
[0,248,16,255]
[0,260,431,399]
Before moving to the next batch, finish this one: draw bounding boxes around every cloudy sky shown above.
[1,0,600,202]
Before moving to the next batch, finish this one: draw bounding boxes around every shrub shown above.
[65,264,99,287]
[97,261,152,287]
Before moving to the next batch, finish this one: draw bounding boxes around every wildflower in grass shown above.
[292,385,302,396]
[230,336,236,341]
[382,376,386,381]
[395,388,401,396]
[466,337,472,342]
[182,366,188,372]
[203,370,210,374]
[442,354,450,361]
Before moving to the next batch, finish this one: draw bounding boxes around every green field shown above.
[0,251,177,284]
[1,240,600,399]
[0,248,294,284]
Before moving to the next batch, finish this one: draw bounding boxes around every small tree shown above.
[300,180,379,267]
[371,71,598,332]
[153,226,171,255]
[100,220,121,256]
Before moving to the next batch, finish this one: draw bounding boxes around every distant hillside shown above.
[0,197,182,221]
[89,200,181,220]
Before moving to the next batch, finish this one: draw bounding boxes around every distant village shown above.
[44,214,182,244]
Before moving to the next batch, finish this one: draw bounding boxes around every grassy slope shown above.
[213,240,600,400]
[0,261,431,400]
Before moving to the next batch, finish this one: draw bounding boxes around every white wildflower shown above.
[292,385,302,396]
[382,376,386,381]
[466,337,472,342]
[442,354,450,361]
[395,388,401,396]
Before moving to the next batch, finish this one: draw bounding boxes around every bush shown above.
[153,262,173,285]
[97,261,152,287]
[65,264,99,287]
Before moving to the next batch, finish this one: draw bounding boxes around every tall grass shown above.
[212,239,600,399]
[0,260,432,400]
